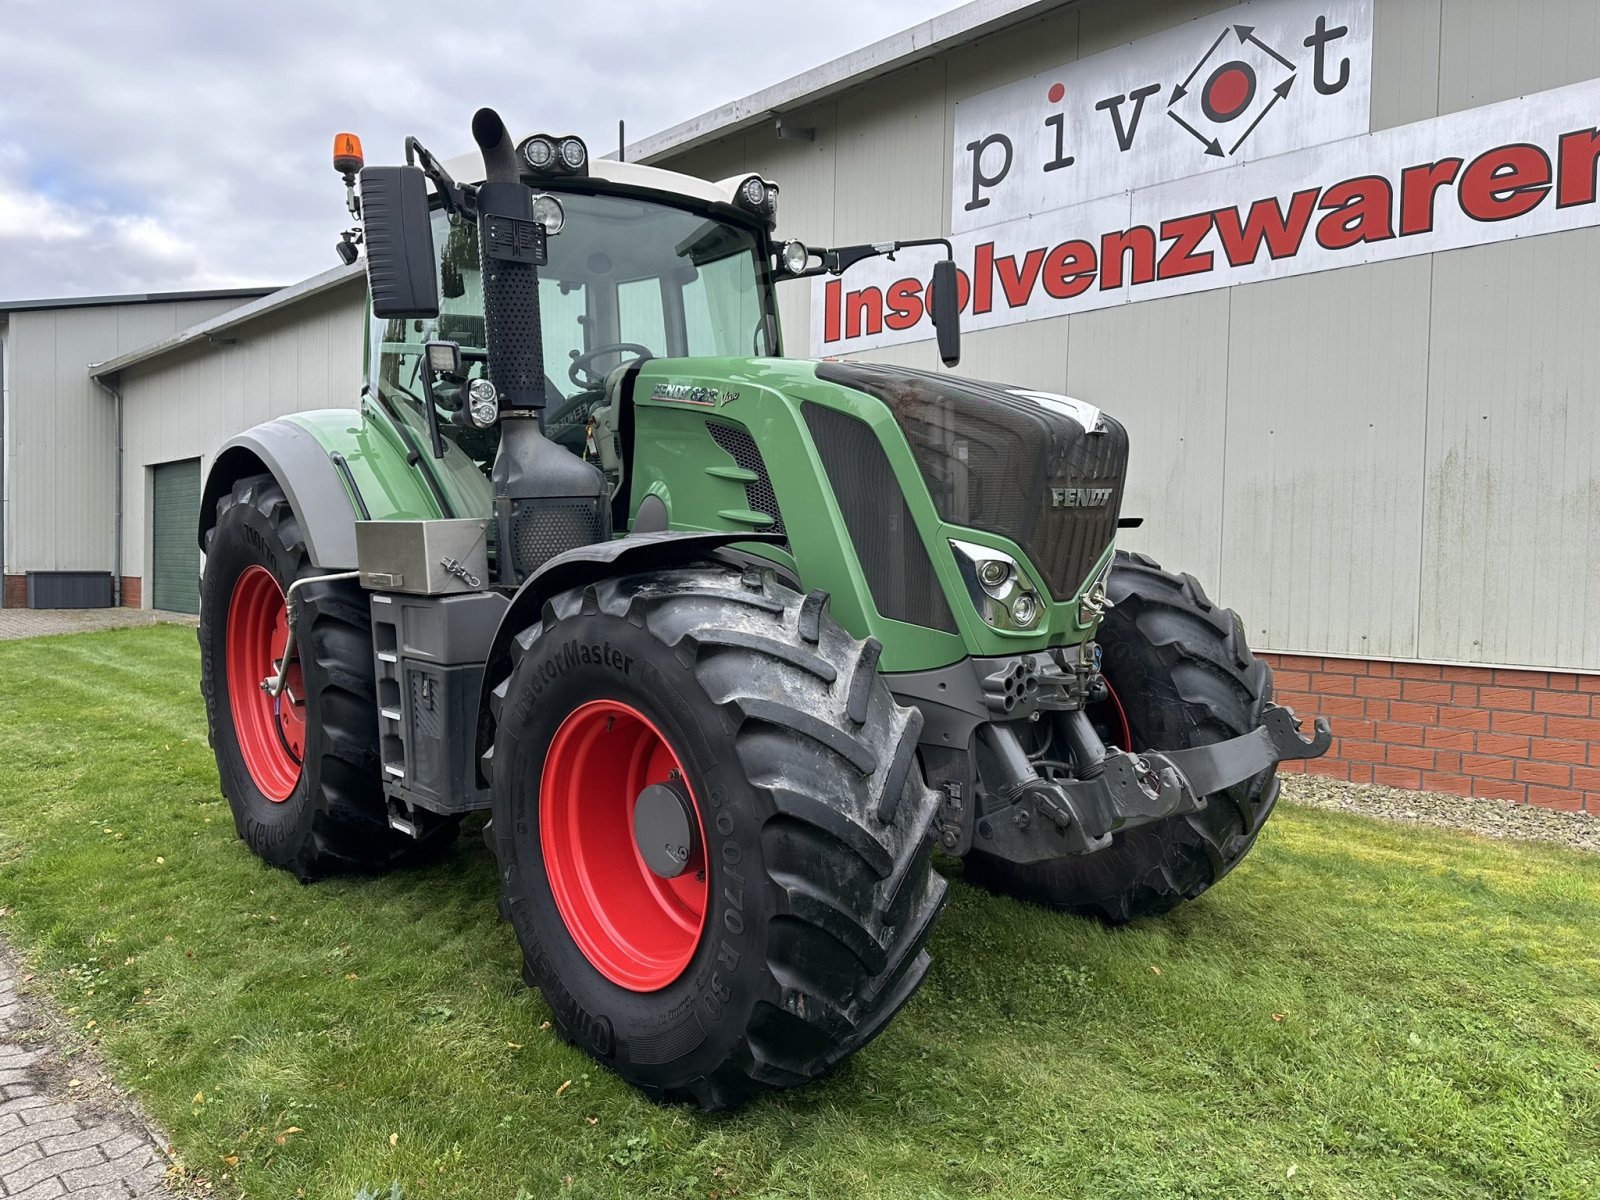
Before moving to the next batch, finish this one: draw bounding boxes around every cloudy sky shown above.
[0,0,950,302]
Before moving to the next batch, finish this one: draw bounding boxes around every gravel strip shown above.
[1281,774,1600,855]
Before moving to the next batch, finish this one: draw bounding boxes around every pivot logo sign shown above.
[952,0,1372,232]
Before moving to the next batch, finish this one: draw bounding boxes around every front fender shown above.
[475,531,786,783]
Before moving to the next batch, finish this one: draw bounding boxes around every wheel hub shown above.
[633,779,697,879]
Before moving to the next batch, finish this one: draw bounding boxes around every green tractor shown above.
[197,109,1329,1109]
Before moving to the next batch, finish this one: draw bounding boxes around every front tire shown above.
[199,473,456,880]
[965,551,1278,923]
[487,566,947,1109]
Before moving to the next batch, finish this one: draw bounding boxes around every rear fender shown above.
[199,419,363,568]
[474,531,786,783]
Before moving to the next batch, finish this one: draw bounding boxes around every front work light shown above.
[425,340,462,377]
[531,193,566,234]
[949,539,1043,632]
[780,240,810,274]
[522,135,557,170]
[740,175,767,209]
[467,378,500,428]
[558,136,587,172]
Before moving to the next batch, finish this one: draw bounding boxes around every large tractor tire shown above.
[199,473,456,881]
[965,551,1277,924]
[487,565,947,1109]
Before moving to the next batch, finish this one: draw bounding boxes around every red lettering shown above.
[844,286,882,339]
[824,279,841,344]
[1398,160,1462,235]
[1099,226,1156,290]
[1557,127,1600,208]
[884,278,924,331]
[1459,144,1550,221]
[973,242,995,314]
[995,248,1046,308]
[1213,190,1320,265]
[1157,212,1214,279]
[1042,240,1096,298]
[1315,176,1395,250]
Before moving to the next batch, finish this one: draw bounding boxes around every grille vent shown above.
[707,422,786,539]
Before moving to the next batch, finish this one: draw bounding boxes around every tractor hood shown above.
[814,362,1129,602]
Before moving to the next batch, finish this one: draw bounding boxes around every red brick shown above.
[1373,765,1423,790]
[1343,740,1386,763]
[1311,674,1357,696]
[1577,675,1600,694]
[1478,686,1533,711]
[1515,760,1571,787]
[119,576,142,608]
[1451,685,1480,705]
[1272,670,1312,692]
[1389,702,1439,724]
[1386,745,1435,770]
[1322,658,1368,676]
[1474,780,1527,803]
[1394,662,1443,680]
[1423,727,1475,750]
[1,576,24,609]
[1476,732,1530,756]
[1376,721,1426,746]
[1333,718,1377,741]
[1493,668,1549,688]
[1572,766,1600,792]
[1546,715,1600,741]
[1279,760,1307,774]
[1546,673,1578,692]
[1273,654,1324,672]
[1347,762,1374,784]
[1530,738,1589,765]
[1274,689,1317,712]
[1305,757,1350,781]
[1463,754,1516,780]
[1354,676,1403,699]
[1440,664,1491,684]
[1312,695,1368,719]
[1434,751,1462,773]
[1471,778,1524,803]
[1525,786,1583,812]
[1364,699,1390,720]
[1367,661,1394,678]
[1422,773,1472,796]
[1489,711,1545,736]
[1534,690,1591,716]
[1438,707,1491,731]
[1400,680,1453,704]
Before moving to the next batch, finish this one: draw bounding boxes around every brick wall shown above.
[119,577,142,609]
[1265,653,1599,813]
[1,576,24,609]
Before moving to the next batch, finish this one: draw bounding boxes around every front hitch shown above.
[973,703,1332,861]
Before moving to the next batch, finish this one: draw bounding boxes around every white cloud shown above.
[0,0,951,301]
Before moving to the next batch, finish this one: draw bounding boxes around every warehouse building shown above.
[3,0,1598,810]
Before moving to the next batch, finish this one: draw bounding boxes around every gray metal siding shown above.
[656,0,1600,671]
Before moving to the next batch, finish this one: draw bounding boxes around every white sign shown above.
[951,0,1372,232]
[811,78,1600,356]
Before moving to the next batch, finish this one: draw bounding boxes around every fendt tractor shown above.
[197,109,1330,1108]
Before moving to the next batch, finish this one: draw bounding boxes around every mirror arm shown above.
[405,136,474,218]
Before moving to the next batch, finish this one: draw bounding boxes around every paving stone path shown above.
[0,610,195,642]
[0,950,172,1198]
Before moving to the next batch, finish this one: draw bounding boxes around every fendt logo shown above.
[1051,487,1113,510]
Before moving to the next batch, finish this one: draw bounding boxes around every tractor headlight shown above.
[739,175,767,209]
[558,136,587,172]
[521,135,557,171]
[949,540,1042,632]
[780,240,809,275]
[467,378,499,428]
[531,193,565,234]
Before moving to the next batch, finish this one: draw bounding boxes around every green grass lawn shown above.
[0,625,1596,1199]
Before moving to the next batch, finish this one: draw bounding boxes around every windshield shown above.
[368,190,777,465]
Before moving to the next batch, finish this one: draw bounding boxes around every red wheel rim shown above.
[226,565,303,802]
[540,700,709,992]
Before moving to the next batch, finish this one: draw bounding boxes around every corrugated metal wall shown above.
[2,297,242,576]
[117,281,367,596]
[657,0,1600,672]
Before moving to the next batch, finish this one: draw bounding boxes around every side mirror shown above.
[930,258,962,368]
[360,165,439,318]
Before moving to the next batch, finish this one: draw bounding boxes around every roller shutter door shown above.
[151,459,202,614]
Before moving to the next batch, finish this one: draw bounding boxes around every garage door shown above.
[151,459,202,614]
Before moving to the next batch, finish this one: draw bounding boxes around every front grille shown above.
[707,421,786,539]
[816,363,1128,601]
[803,403,958,633]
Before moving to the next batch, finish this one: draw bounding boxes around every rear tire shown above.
[487,565,947,1109]
[964,550,1277,923]
[199,473,457,880]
